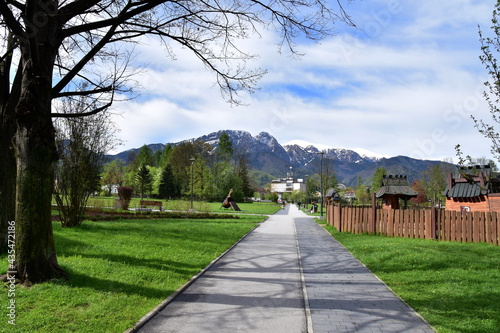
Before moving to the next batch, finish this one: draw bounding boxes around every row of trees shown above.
[27,108,500,234]
[101,132,255,202]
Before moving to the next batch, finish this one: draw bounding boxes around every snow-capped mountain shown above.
[284,139,387,161]
[109,130,451,186]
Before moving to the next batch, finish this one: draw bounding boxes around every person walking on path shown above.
[130,204,435,333]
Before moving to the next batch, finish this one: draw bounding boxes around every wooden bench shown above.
[140,200,163,211]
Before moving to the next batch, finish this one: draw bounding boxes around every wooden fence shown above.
[326,203,500,245]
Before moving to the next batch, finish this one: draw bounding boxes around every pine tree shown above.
[136,145,154,167]
[371,167,387,194]
[135,164,153,199]
[235,155,253,198]
[159,164,179,199]
[217,132,233,163]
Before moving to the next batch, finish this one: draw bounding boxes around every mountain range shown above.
[109,130,453,187]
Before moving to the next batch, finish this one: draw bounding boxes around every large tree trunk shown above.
[0,107,16,253]
[11,5,67,282]
[14,116,66,282]
[13,71,67,283]
[0,32,17,253]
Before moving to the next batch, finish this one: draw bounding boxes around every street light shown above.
[317,152,325,219]
[305,174,309,211]
[190,157,195,211]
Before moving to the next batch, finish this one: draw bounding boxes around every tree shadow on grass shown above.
[55,234,204,274]
[60,268,176,299]
[406,289,500,333]
[50,220,254,302]
[54,219,251,244]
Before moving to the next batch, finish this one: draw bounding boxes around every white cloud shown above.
[108,0,496,164]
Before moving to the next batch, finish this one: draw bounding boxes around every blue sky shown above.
[110,0,496,162]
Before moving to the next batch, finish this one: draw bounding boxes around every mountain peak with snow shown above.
[284,139,390,160]
[109,130,449,186]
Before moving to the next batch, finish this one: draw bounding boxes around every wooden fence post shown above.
[341,204,344,231]
[326,202,331,226]
[429,207,437,239]
[333,203,342,232]
[371,193,377,234]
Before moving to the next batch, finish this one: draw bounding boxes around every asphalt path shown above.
[130,205,435,333]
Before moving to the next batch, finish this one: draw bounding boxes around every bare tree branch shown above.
[0,1,24,38]
[51,100,113,118]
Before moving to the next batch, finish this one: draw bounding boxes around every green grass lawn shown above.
[203,201,282,214]
[1,216,264,332]
[7,206,496,333]
[84,197,282,215]
[321,223,500,333]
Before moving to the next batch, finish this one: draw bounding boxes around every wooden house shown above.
[375,175,417,209]
[443,165,500,212]
[325,189,341,204]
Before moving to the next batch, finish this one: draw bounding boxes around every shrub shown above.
[117,186,133,210]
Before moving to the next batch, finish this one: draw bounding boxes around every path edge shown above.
[317,223,437,333]
[123,220,265,333]
[294,217,314,333]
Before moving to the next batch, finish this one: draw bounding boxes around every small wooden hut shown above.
[443,165,500,212]
[375,175,417,209]
[325,189,341,204]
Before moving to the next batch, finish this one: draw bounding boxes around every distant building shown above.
[443,165,500,212]
[344,191,356,203]
[270,167,306,198]
[101,184,119,195]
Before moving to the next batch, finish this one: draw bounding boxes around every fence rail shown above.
[326,203,499,245]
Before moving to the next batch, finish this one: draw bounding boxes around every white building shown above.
[270,167,306,197]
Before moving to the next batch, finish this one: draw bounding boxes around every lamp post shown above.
[317,152,324,219]
[305,174,309,211]
[190,157,195,211]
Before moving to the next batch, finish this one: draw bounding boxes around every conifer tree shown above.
[159,164,180,200]
[371,168,387,194]
[235,154,253,198]
[217,132,234,163]
[135,164,153,199]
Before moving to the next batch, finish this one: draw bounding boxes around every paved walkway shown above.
[131,205,435,333]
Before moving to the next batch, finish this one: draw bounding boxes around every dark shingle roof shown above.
[443,164,493,198]
[375,185,417,198]
[375,175,417,198]
[325,189,341,201]
[443,182,487,198]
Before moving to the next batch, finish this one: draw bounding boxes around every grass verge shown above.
[322,224,500,333]
[1,215,264,332]
[83,197,282,215]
